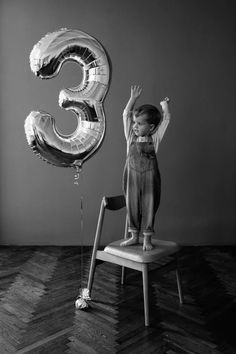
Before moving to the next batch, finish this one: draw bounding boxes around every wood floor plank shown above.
[0,246,235,353]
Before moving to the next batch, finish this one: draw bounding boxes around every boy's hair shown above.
[134,104,161,128]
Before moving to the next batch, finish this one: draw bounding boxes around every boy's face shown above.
[133,114,154,137]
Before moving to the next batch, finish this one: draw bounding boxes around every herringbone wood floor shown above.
[0,246,235,353]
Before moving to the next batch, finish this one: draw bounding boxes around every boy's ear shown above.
[150,124,155,133]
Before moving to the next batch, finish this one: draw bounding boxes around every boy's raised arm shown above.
[156,97,171,142]
[123,85,142,140]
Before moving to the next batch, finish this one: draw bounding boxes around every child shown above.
[121,85,170,251]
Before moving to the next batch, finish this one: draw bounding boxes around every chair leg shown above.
[121,266,126,285]
[87,257,97,296]
[142,264,149,326]
[176,256,183,304]
[87,198,106,296]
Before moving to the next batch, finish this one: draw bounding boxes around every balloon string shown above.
[74,167,91,309]
[74,163,84,290]
[74,163,82,185]
[80,187,84,289]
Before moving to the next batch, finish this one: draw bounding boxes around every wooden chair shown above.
[87,195,183,326]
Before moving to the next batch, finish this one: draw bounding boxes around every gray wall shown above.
[0,0,235,245]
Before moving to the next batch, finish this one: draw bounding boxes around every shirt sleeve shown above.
[152,111,171,153]
[123,109,133,141]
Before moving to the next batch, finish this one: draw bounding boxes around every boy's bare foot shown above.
[143,234,154,251]
[120,233,139,247]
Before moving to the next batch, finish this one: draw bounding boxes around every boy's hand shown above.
[130,85,142,100]
[160,97,170,111]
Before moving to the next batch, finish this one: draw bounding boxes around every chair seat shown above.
[104,238,180,263]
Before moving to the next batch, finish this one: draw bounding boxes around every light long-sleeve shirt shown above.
[123,109,170,155]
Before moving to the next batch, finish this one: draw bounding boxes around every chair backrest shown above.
[93,195,127,250]
[103,195,126,210]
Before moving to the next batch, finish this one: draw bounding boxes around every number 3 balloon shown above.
[24,28,111,171]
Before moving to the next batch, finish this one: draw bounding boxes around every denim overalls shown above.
[123,136,161,236]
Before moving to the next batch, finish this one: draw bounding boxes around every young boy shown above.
[121,85,170,251]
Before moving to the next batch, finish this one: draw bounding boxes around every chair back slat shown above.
[104,195,126,210]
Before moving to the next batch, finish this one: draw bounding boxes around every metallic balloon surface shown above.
[25,28,111,168]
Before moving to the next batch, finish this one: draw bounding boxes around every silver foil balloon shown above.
[25,28,111,169]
